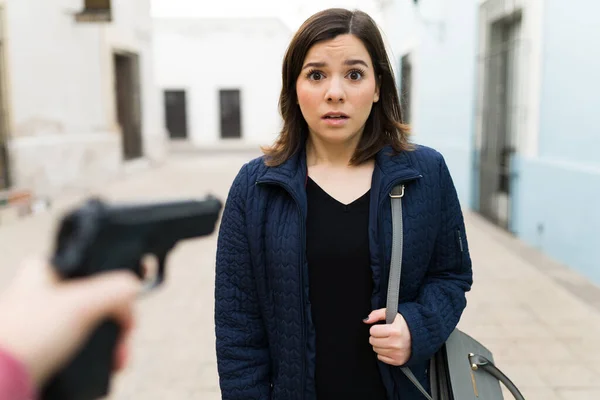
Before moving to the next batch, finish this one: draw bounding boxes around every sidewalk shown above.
[460,213,600,400]
[0,152,599,400]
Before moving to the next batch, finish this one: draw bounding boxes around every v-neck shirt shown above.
[305,176,387,399]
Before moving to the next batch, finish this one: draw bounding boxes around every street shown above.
[1,151,600,400]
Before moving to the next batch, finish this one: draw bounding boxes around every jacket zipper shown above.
[457,229,464,252]
[256,179,306,400]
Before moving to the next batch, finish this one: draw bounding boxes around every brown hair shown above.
[262,8,412,167]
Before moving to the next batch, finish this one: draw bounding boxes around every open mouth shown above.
[323,116,349,119]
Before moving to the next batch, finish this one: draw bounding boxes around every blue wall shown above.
[512,157,600,283]
[510,0,600,284]
[538,0,600,165]
[401,1,479,207]
[391,0,600,284]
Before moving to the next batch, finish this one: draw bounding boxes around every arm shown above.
[0,258,139,400]
[398,155,473,367]
[215,164,270,399]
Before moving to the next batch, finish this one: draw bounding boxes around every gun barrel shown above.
[107,196,223,239]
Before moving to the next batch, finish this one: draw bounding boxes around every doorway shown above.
[0,5,10,190]
[400,53,412,124]
[164,90,188,139]
[219,89,241,139]
[478,14,522,230]
[0,140,8,190]
[114,52,143,160]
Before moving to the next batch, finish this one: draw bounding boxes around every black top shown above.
[306,177,387,399]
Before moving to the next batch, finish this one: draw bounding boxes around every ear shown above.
[374,75,381,103]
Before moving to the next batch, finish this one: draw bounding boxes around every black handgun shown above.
[40,195,223,400]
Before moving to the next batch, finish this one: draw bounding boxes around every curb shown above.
[0,189,51,225]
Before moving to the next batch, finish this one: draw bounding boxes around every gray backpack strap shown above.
[388,184,433,400]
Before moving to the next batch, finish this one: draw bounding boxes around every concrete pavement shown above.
[1,152,599,400]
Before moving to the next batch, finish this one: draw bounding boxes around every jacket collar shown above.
[256,145,422,211]
[256,146,309,213]
[373,145,422,200]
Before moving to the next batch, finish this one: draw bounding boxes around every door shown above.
[0,137,8,190]
[164,90,188,139]
[478,15,522,230]
[114,52,143,160]
[0,6,9,190]
[400,53,412,124]
[219,89,241,139]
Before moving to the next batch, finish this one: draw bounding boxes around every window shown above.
[220,90,242,139]
[75,0,112,22]
[85,0,111,10]
[164,90,189,139]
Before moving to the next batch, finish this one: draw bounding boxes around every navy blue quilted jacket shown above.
[215,144,473,400]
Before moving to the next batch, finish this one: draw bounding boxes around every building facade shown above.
[153,17,292,149]
[379,0,600,284]
[0,0,167,197]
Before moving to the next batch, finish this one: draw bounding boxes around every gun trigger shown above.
[156,253,167,287]
[140,253,166,294]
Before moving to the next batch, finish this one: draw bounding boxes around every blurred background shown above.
[0,0,598,399]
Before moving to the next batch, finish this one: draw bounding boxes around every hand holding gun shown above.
[38,195,223,400]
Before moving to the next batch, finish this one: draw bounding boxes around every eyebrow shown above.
[302,59,369,70]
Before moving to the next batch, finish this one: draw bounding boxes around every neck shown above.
[306,133,361,168]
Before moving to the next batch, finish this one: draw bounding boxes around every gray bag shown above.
[388,185,525,400]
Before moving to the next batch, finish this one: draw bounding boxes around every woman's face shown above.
[296,34,380,146]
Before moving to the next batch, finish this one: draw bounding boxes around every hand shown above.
[363,308,412,366]
[0,257,141,387]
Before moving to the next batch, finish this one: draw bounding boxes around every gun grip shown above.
[41,319,120,400]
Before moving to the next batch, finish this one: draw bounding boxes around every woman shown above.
[215,8,473,400]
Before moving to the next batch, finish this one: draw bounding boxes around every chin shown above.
[315,129,358,144]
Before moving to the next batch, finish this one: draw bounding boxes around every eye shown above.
[348,69,365,81]
[307,70,324,81]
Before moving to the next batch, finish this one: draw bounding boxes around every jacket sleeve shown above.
[0,346,37,400]
[215,164,271,399]
[398,154,474,367]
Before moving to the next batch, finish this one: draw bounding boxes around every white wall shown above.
[153,18,292,147]
[4,0,107,138]
[150,0,385,39]
[2,0,166,195]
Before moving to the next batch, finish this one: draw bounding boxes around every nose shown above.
[325,77,345,103]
